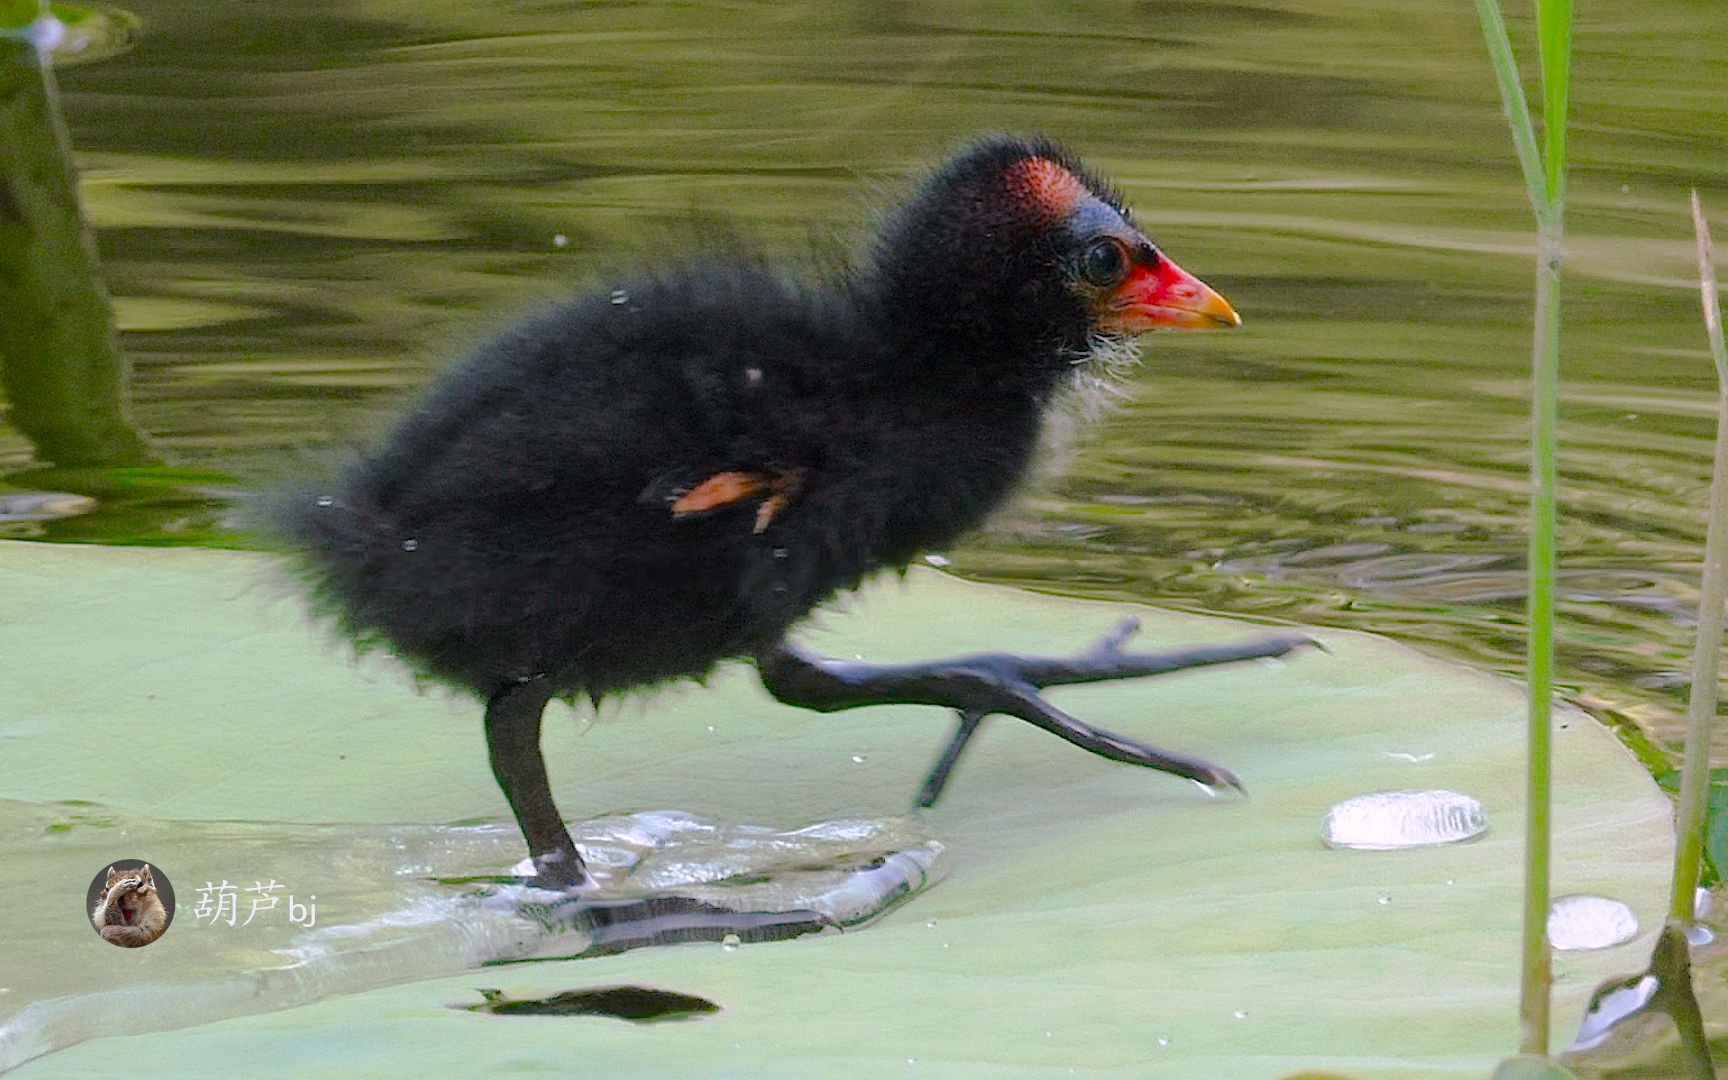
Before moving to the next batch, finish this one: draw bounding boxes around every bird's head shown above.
[869,135,1238,395]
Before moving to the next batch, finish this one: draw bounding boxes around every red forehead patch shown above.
[1004,157,1086,222]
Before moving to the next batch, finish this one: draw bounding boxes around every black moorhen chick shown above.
[275,135,1309,889]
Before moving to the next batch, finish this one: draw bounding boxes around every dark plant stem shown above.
[0,13,155,466]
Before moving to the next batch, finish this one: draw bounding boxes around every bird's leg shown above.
[484,677,594,890]
[756,619,1317,807]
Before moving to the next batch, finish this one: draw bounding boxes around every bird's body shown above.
[274,135,1293,889]
[286,264,1040,698]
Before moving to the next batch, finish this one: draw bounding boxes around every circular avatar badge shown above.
[87,860,175,948]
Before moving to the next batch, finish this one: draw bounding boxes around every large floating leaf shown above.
[0,541,1673,1077]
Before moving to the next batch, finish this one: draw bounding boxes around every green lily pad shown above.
[1491,1057,1583,1080]
[0,541,1673,1077]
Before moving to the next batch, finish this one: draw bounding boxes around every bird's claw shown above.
[1089,723,1247,797]
[1190,763,1248,798]
[524,849,597,893]
[1246,631,1322,661]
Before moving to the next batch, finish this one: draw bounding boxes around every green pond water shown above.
[3,6,1727,778]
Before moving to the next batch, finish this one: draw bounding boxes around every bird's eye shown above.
[1080,239,1128,288]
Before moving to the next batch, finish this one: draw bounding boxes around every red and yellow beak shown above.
[1097,255,1240,333]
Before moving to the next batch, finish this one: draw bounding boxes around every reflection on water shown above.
[1567,923,1715,1074]
[1,2,1725,767]
[0,801,942,1071]
[0,492,95,524]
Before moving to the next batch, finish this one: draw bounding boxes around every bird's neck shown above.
[859,285,1075,405]
[860,219,1093,396]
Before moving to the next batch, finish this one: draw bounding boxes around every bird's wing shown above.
[639,465,808,534]
[670,471,770,514]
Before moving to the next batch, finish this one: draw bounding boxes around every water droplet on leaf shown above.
[1548,894,1638,951]
[1322,789,1487,849]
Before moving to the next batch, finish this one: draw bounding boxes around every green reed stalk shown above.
[1671,193,1728,922]
[1471,0,1572,1057]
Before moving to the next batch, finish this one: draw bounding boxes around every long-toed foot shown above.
[757,618,1319,807]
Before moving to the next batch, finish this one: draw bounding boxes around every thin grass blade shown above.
[1472,0,1548,215]
[1536,0,1573,205]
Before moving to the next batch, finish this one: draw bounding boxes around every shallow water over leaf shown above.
[0,800,940,1069]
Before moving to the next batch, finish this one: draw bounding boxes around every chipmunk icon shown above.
[91,863,170,948]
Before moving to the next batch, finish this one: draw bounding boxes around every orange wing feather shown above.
[669,472,771,516]
[668,468,806,533]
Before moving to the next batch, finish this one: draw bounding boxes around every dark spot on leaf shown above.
[430,874,519,887]
[459,985,721,1023]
